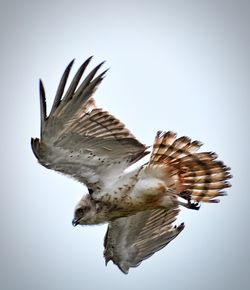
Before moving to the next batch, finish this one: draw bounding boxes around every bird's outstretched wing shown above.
[104,207,184,274]
[31,57,148,190]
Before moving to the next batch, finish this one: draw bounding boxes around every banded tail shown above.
[149,131,231,204]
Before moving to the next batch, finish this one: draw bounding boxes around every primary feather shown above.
[31,58,148,190]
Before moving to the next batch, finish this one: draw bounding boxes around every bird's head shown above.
[72,195,97,226]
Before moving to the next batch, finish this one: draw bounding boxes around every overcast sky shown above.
[1,0,249,289]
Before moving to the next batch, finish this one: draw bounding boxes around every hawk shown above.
[31,57,231,274]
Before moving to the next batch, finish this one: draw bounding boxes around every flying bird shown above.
[31,57,231,274]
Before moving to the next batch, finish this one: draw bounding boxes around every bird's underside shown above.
[31,57,232,274]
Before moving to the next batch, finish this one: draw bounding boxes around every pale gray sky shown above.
[1,0,249,289]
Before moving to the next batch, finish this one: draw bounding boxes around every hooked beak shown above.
[72,218,80,227]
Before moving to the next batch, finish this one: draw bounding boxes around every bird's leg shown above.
[179,190,191,201]
[179,191,200,210]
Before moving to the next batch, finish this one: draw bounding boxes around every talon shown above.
[179,191,200,210]
[188,202,200,210]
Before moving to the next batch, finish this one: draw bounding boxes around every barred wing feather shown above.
[104,207,184,274]
[31,58,148,190]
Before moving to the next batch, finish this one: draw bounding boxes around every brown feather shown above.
[148,131,231,203]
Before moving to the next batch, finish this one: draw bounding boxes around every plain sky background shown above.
[1,0,249,289]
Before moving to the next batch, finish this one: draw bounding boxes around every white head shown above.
[72,195,97,226]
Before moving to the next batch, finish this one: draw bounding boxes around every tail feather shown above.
[149,131,231,204]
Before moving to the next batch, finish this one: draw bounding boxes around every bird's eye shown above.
[76,206,91,216]
[76,208,84,216]
[88,188,94,194]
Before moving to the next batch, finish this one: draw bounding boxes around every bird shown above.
[31,57,231,274]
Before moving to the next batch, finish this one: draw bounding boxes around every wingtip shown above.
[105,257,110,266]
[39,79,45,92]
[39,79,47,136]
[95,68,109,82]
[65,58,75,73]
[64,59,75,71]
[94,60,106,72]
[83,55,94,67]
[118,264,129,275]
[50,58,76,114]
[100,68,110,77]
[69,58,75,66]
[87,55,94,61]
[31,137,40,160]
[99,60,106,66]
